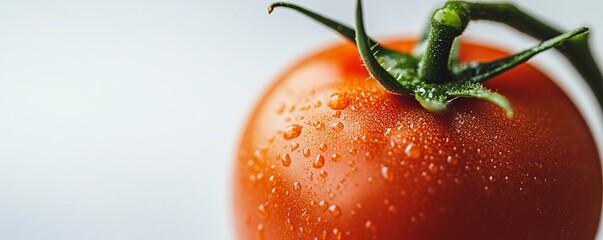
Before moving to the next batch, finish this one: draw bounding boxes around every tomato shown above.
[232,40,602,239]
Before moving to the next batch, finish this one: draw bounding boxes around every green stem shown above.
[354,0,407,95]
[268,2,378,48]
[419,2,470,84]
[268,0,600,116]
[462,1,603,110]
[455,27,590,83]
[268,2,354,41]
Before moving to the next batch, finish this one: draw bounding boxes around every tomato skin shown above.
[233,40,602,240]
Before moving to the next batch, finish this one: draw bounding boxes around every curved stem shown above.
[462,1,603,110]
[268,2,378,48]
[268,2,355,42]
[268,1,601,116]
[354,0,406,95]
[419,2,470,84]
[456,27,590,83]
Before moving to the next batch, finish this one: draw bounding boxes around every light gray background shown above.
[0,0,601,239]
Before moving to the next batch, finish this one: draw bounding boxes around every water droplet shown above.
[277,104,286,114]
[330,153,342,162]
[320,170,328,178]
[422,171,432,181]
[314,101,323,108]
[313,154,325,168]
[258,204,268,219]
[332,228,342,240]
[286,218,294,231]
[253,149,265,162]
[301,104,311,111]
[303,148,311,158]
[381,165,394,183]
[331,121,344,131]
[428,163,438,173]
[404,143,421,159]
[301,208,310,221]
[310,200,317,208]
[293,181,302,195]
[268,175,276,186]
[249,175,257,185]
[318,200,328,211]
[454,177,462,185]
[446,156,458,166]
[332,110,342,118]
[327,93,349,110]
[283,124,302,140]
[319,230,327,240]
[290,142,300,151]
[257,224,265,240]
[319,143,328,152]
[348,148,357,155]
[477,148,487,157]
[328,205,341,217]
[384,128,392,136]
[365,220,377,233]
[281,153,292,167]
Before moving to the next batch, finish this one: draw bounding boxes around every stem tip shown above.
[433,8,463,31]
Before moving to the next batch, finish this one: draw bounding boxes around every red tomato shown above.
[232,40,602,239]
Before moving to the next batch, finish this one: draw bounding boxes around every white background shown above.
[0,0,601,239]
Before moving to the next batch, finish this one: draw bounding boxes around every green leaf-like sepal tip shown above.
[268,1,589,118]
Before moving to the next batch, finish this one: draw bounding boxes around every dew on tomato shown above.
[319,143,328,152]
[312,155,325,168]
[236,2,603,239]
[302,148,311,158]
[233,40,602,239]
[328,204,342,217]
[330,121,344,132]
[327,93,350,110]
[293,181,302,195]
[290,142,300,151]
[282,124,302,140]
[280,153,291,167]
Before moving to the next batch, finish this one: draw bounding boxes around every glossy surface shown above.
[233,40,602,239]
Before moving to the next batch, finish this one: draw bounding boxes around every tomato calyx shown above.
[269,0,602,118]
